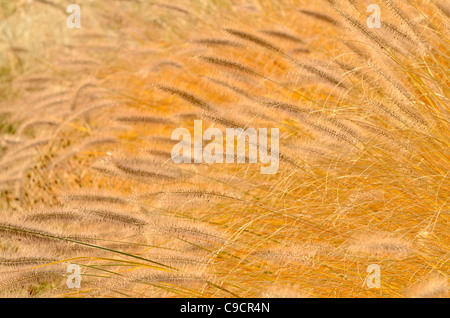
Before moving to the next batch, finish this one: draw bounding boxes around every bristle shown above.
[1,0,448,298]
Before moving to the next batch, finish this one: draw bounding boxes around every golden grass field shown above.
[0,0,448,297]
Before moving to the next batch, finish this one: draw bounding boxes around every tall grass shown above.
[0,0,448,298]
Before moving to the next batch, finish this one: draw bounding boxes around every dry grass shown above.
[0,0,448,298]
